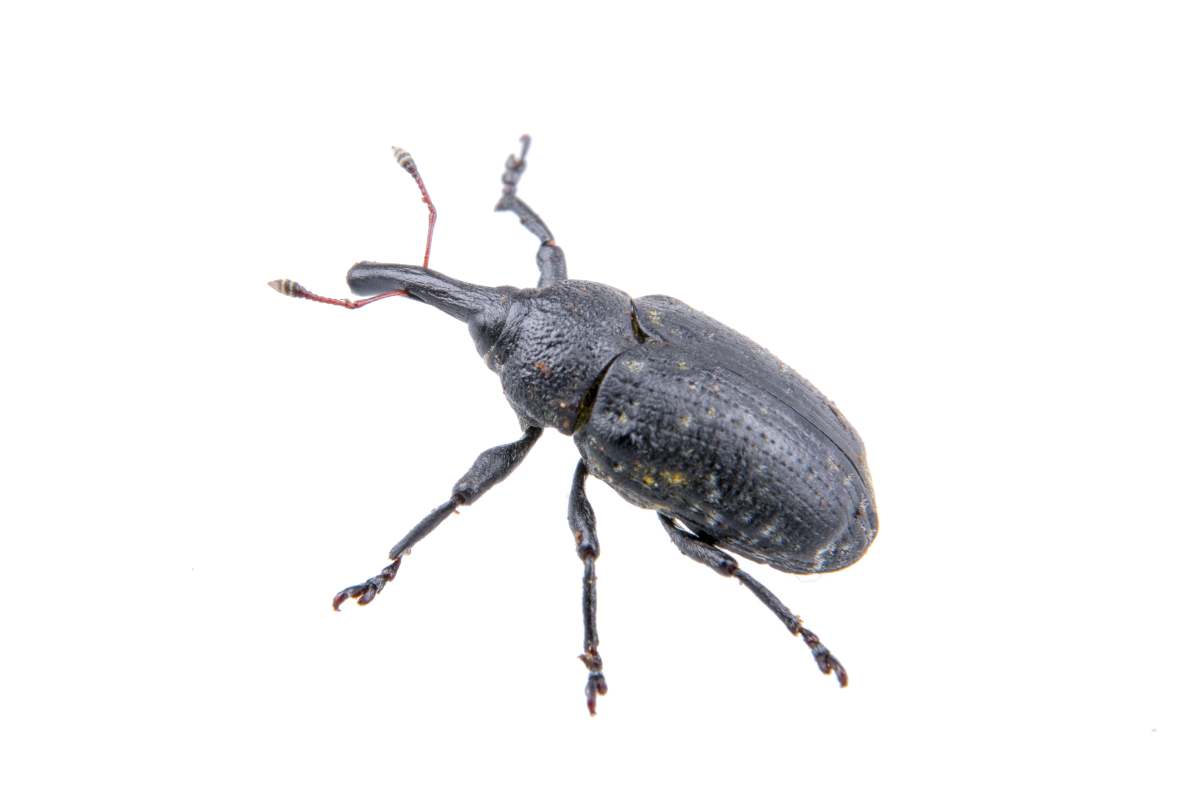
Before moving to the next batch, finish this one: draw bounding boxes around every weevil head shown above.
[345,264,642,435]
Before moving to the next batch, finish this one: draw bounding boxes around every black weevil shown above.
[270,137,878,714]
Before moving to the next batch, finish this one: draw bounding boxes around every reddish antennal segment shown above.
[392,146,437,269]
[268,146,435,310]
[267,279,408,309]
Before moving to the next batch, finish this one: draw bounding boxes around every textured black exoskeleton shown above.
[270,137,878,714]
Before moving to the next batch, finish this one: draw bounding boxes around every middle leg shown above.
[568,460,607,715]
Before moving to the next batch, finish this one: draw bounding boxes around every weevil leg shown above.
[391,146,438,269]
[494,135,568,288]
[657,514,849,688]
[568,461,607,715]
[332,427,543,610]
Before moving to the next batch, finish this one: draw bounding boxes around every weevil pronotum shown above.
[270,137,878,714]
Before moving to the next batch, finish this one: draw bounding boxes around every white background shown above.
[2,2,1197,797]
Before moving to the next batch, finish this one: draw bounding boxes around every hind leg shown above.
[494,135,567,288]
[658,514,848,687]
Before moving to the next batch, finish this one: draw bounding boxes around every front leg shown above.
[494,135,568,288]
[333,427,543,609]
[568,460,607,715]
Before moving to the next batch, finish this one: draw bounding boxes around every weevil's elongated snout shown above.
[346,262,513,359]
[347,262,505,322]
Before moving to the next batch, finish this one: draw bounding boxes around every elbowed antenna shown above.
[391,147,437,269]
[266,144,441,310]
[267,278,408,309]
